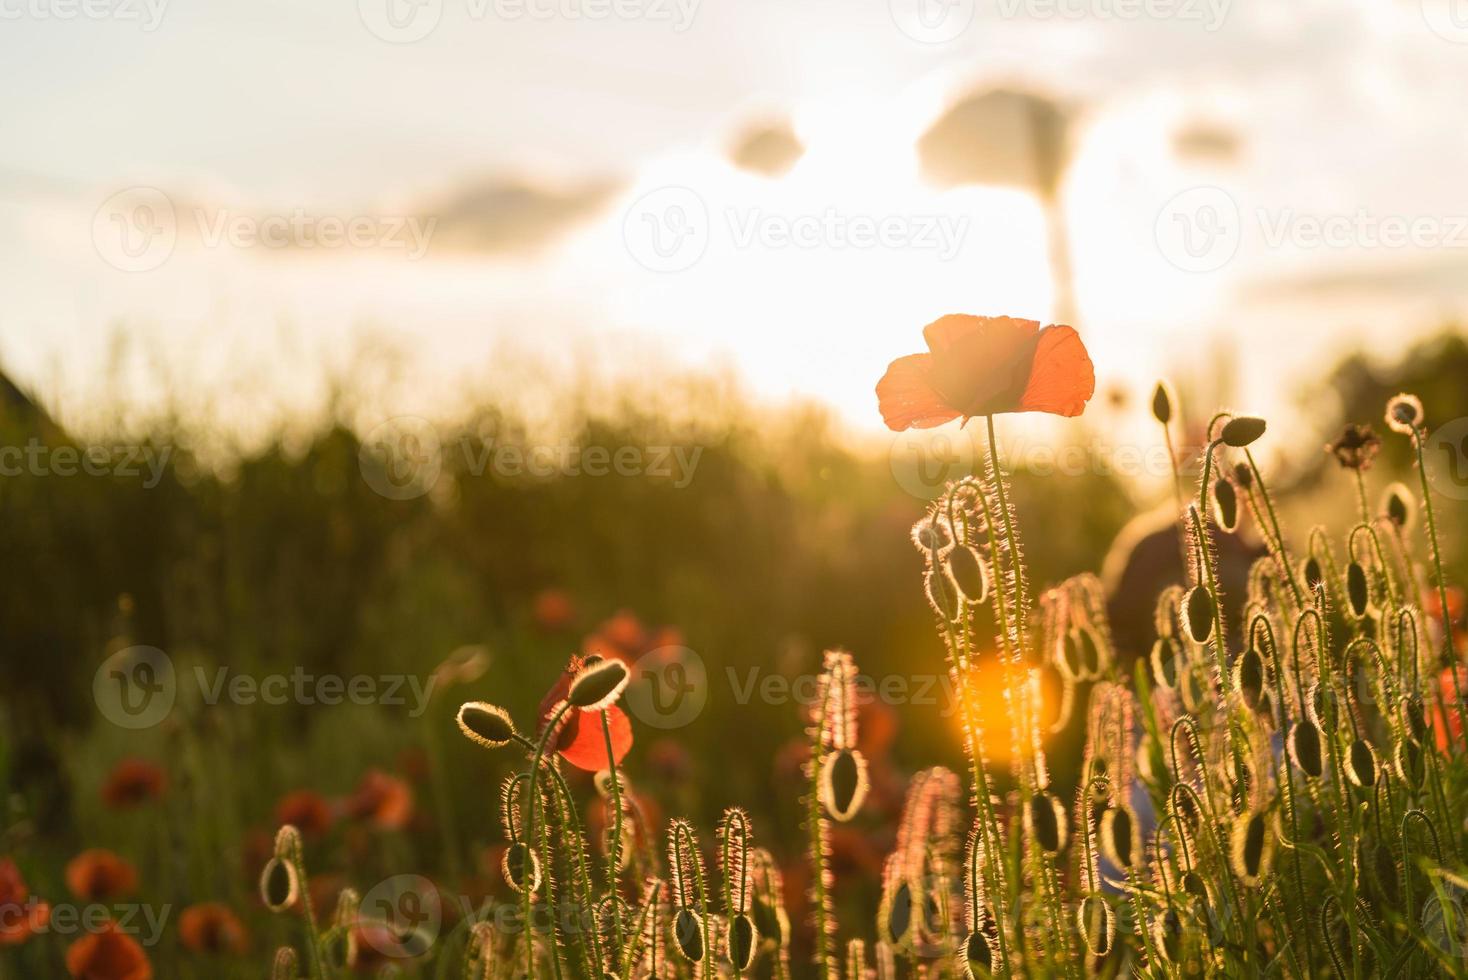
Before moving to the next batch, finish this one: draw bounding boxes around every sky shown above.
[2,0,1467,448]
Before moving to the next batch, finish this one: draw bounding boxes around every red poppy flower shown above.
[65,850,138,902]
[876,314,1095,430]
[178,903,249,955]
[538,657,633,772]
[274,790,334,838]
[532,589,577,632]
[100,759,165,809]
[342,770,414,831]
[65,921,152,980]
[0,859,49,946]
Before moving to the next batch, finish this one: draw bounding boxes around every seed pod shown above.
[1346,562,1369,618]
[259,858,300,912]
[673,908,705,962]
[925,569,961,623]
[945,546,989,604]
[1401,697,1428,746]
[1151,381,1174,425]
[1100,804,1138,870]
[1395,739,1425,790]
[1383,482,1415,529]
[1230,810,1275,885]
[1234,646,1265,709]
[568,657,631,710]
[1220,416,1266,448]
[727,913,757,970]
[456,701,517,748]
[1212,478,1239,531]
[1182,586,1214,644]
[1076,895,1115,956]
[962,927,996,977]
[501,842,542,894]
[1346,738,1377,788]
[820,748,869,823]
[1288,720,1324,778]
[1302,556,1324,593]
[885,879,913,944]
[1150,637,1181,688]
[1150,908,1183,962]
[1026,792,1068,854]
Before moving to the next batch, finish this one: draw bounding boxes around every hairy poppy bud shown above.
[501,842,542,894]
[1302,556,1324,593]
[1077,895,1115,956]
[945,546,989,604]
[1383,482,1415,529]
[1212,477,1239,531]
[925,569,961,623]
[1100,804,1139,869]
[1220,416,1266,448]
[1026,792,1068,854]
[910,516,953,555]
[1385,393,1423,435]
[1346,562,1369,618]
[1396,739,1425,789]
[1150,637,1181,688]
[1153,908,1184,962]
[1234,646,1265,709]
[568,657,630,710]
[673,908,705,962]
[1182,586,1214,644]
[1346,738,1377,788]
[1288,719,1323,778]
[1151,381,1174,425]
[727,913,757,970]
[1230,810,1275,885]
[885,877,913,944]
[963,927,997,976]
[457,702,517,748]
[820,748,869,823]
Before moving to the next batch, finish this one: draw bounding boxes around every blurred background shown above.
[2,0,1468,974]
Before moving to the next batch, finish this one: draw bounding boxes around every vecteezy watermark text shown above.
[357,0,699,43]
[0,900,171,946]
[0,0,167,29]
[0,439,172,488]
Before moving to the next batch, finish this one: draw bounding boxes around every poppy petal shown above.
[876,354,961,431]
[922,314,1038,355]
[557,707,633,771]
[1018,324,1095,417]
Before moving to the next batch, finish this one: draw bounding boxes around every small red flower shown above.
[877,314,1095,430]
[0,859,50,946]
[100,759,165,809]
[532,589,577,632]
[65,920,152,980]
[275,790,334,839]
[65,850,138,902]
[538,657,634,772]
[343,770,414,831]
[178,903,249,955]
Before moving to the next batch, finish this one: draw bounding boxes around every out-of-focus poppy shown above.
[1326,423,1380,471]
[532,589,577,632]
[178,903,249,955]
[876,314,1094,430]
[65,920,152,980]
[65,850,139,902]
[343,770,414,831]
[1434,667,1468,752]
[275,791,333,839]
[538,656,633,772]
[100,759,165,809]
[0,859,49,945]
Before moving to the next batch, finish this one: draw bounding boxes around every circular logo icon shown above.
[1422,881,1468,958]
[889,0,975,43]
[359,875,442,958]
[359,416,443,500]
[1423,0,1468,43]
[358,0,443,42]
[1154,186,1241,273]
[93,187,176,272]
[623,646,708,730]
[94,645,176,730]
[622,187,709,273]
[888,427,976,499]
[1426,416,1468,501]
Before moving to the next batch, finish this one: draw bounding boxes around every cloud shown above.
[418,176,623,254]
[727,121,804,178]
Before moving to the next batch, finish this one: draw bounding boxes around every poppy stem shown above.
[524,701,572,978]
[1411,426,1468,750]
[600,710,627,956]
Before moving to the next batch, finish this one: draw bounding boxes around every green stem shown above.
[525,702,573,978]
[1245,447,1304,605]
[600,711,626,957]
[1412,428,1468,750]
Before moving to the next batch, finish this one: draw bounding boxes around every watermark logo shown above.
[1154,186,1240,273]
[623,187,710,273]
[358,0,443,41]
[889,428,977,499]
[1423,0,1468,43]
[94,646,176,730]
[889,0,974,43]
[623,646,708,729]
[1422,879,1468,958]
[1427,416,1468,501]
[360,875,442,958]
[359,416,444,501]
[93,187,177,273]
[994,0,1229,29]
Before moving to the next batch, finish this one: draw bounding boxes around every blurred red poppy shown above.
[275,790,334,838]
[532,589,577,632]
[343,770,414,831]
[0,858,49,945]
[538,656,633,771]
[65,920,152,980]
[100,759,165,809]
[65,850,138,902]
[178,903,249,955]
[877,314,1095,430]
